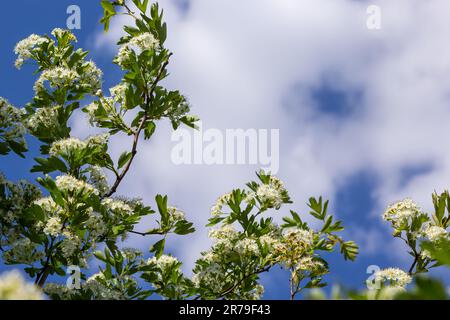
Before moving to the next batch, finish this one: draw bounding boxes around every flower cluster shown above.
[42,216,63,237]
[114,32,159,68]
[373,268,412,288]
[382,199,421,230]
[49,133,109,158]
[26,106,60,133]
[109,82,129,103]
[87,166,109,195]
[210,192,232,216]
[147,255,179,270]
[0,98,26,148]
[274,228,316,269]
[2,238,44,265]
[167,206,185,223]
[247,175,289,210]
[14,34,49,69]
[79,61,103,93]
[55,175,99,197]
[102,198,134,216]
[0,270,43,300]
[33,67,79,94]
[51,28,77,42]
[422,225,448,242]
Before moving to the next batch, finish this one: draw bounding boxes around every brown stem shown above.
[408,254,419,275]
[104,57,171,198]
[217,266,270,299]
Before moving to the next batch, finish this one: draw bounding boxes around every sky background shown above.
[1,0,450,299]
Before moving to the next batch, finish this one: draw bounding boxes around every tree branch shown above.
[104,57,171,198]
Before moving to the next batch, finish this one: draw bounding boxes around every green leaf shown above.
[150,238,165,258]
[155,194,168,224]
[118,151,133,169]
[101,1,115,15]
[340,240,359,261]
[144,121,156,140]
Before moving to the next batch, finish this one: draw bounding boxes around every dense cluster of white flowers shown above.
[296,256,326,273]
[114,32,159,68]
[85,211,108,239]
[109,82,129,103]
[422,225,448,242]
[210,192,232,216]
[42,216,63,237]
[0,270,43,300]
[3,238,43,265]
[45,275,124,300]
[51,28,77,42]
[49,137,85,156]
[49,134,109,158]
[192,263,223,292]
[283,228,314,247]
[14,34,49,69]
[247,176,288,210]
[26,106,60,132]
[167,206,185,223]
[235,238,259,256]
[272,228,316,270]
[60,230,82,259]
[208,224,239,241]
[79,61,103,92]
[34,197,62,215]
[382,199,421,229]
[87,166,109,195]
[33,67,79,94]
[374,268,412,288]
[102,198,134,216]
[0,98,26,143]
[55,175,99,196]
[147,255,179,270]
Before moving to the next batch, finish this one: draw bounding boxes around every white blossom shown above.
[34,197,63,216]
[0,270,43,300]
[60,231,82,259]
[51,28,77,42]
[109,83,129,102]
[114,32,159,68]
[55,175,99,196]
[383,199,421,229]
[102,198,134,216]
[374,268,412,288]
[2,238,43,265]
[249,176,288,209]
[49,137,86,157]
[423,225,448,242]
[168,206,185,222]
[147,255,179,270]
[27,106,60,132]
[14,34,50,69]
[87,166,109,195]
[0,98,26,143]
[34,67,79,94]
[49,134,109,158]
[210,192,232,216]
[79,60,103,92]
[43,217,63,237]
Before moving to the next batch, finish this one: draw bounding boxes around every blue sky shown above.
[1,0,450,299]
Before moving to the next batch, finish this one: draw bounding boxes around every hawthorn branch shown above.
[104,57,171,198]
[216,266,271,299]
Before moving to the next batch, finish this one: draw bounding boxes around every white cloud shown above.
[73,0,450,274]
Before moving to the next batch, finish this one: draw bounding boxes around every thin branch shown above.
[408,254,419,275]
[129,230,164,236]
[217,266,271,299]
[104,57,171,198]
